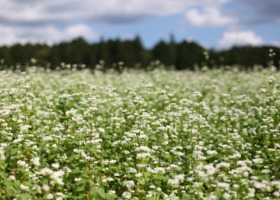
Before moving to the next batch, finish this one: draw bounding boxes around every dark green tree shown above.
[175,41,205,70]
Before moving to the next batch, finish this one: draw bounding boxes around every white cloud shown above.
[0,0,277,27]
[0,0,278,47]
[234,0,280,25]
[0,24,98,45]
[186,7,236,27]
[270,41,280,47]
[0,0,231,45]
[218,31,263,48]
[0,0,175,25]
[64,24,98,40]
[0,0,230,25]
[0,0,217,44]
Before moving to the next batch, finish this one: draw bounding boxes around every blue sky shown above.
[0,0,279,49]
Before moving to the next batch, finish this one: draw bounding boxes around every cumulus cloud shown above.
[0,24,98,45]
[218,31,263,48]
[0,0,277,26]
[185,0,280,27]
[0,0,231,26]
[0,0,278,46]
[186,7,236,27]
[0,0,229,45]
[0,0,172,25]
[235,0,280,25]
[64,24,98,40]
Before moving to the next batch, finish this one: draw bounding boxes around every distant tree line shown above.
[0,35,279,71]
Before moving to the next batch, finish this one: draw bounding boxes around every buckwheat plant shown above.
[0,66,280,199]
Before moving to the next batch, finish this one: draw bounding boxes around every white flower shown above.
[135,146,153,153]
[135,173,143,178]
[122,192,132,199]
[46,193,53,199]
[31,157,40,166]
[42,135,53,141]
[20,184,29,191]
[154,167,165,174]
[174,174,185,182]
[164,191,180,200]
[103,177,114,182]
[205,193,219,200]
[98,128,105,133]
[63,166,72,173]
[247,188,255,197]
[252,158,263,164]
[207,150,218,155]
[50,170,64,185]
[20,125,31,132]
[55,192,65,198]
[0,143,7,161]
[108,190,116,195]
[261,169,270,174]
[128,167,137,173]
[233,184,239,189]
[17,160,28,168]
[40,167,53,175]
[123,180,135,190]
[0,143,8,148]
[52,163,60,169]
[149,185,156,189]
[217,182,230,190]
[204,164,217,176]
[167,178,180,187]
[253,182,267,190]
[42,184,50,192]
[124,150,130,155]
[167,174,184,188]
[74,178,82,182]
[216,162,230,169]
[109,160,117,164]
[237,160,252,166]
[136,152,151,159]
[273,191,280,197]
[223,193,231,199]
[13,137,23,143]
[271,181,280,189]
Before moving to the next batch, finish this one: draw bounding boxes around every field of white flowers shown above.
[0,67,280,200]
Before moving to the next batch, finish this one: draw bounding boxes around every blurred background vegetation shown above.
[0,35,279,71]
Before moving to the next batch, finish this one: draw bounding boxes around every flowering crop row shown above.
[0,67,280,199]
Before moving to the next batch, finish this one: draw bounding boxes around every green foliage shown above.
[0,36,279,71]
[0,68,280,199]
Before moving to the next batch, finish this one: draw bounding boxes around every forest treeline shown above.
[0,36,279,70]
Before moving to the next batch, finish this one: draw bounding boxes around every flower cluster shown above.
[0,67,280,199]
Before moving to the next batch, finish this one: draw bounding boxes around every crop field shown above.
[0,67,280,200]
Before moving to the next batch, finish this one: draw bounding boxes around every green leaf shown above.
[136,178,145,185]
[105,194,117,200]
[182,194,192,200]
[214,188,222,198]
[18,193,32,200]
[4,180,17,197]
[92,187,106,200]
